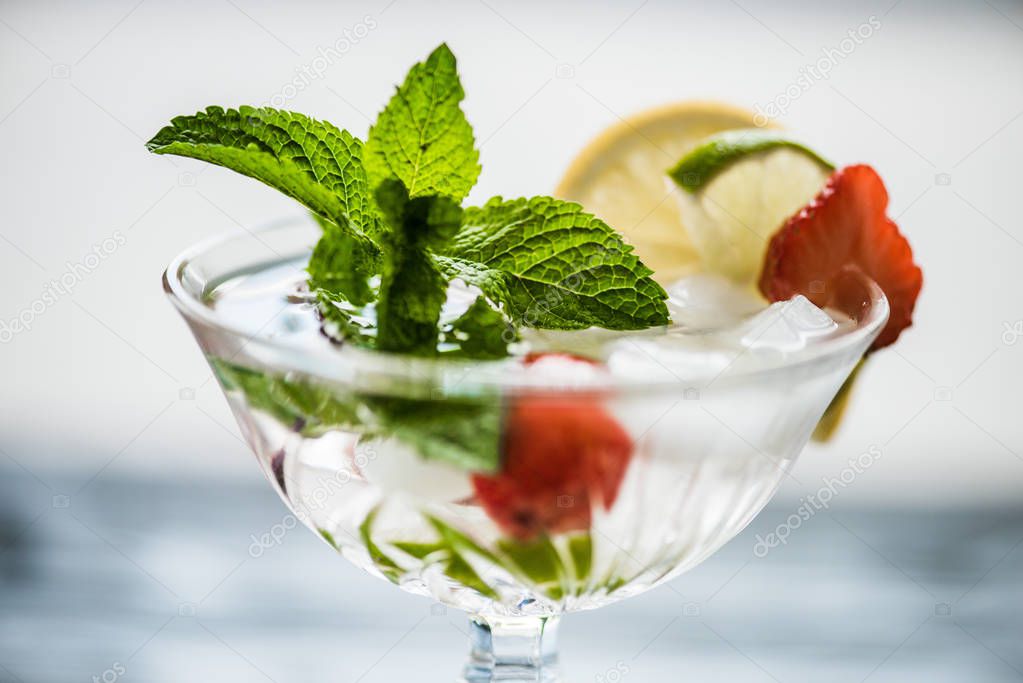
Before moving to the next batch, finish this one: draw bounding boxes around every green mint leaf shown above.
[377,247,445,354]
[212,357,499,472]
[364,44,480,201]
[389,521,612,599]
[146,106,381,240]
[374,179,463,246]
[433,255,514,307]
[318,528,338,549]
[359,507,403,583]
[567,533,593,584]
[496,536,568,599]
[442,196,670,330]
[441,296,515,359]
[210,358,361,436]
[320,284,515,361]
[605,576,628,594]
[426,516,502,565]
[371,395,501,473]
[315,289,378,347]
[392,535,498,599]
[308,213,381,307]
[443,551,499,599]
[373,180,462,355]
[392,540,447,560]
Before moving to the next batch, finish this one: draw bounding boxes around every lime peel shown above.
[668,129,833,193]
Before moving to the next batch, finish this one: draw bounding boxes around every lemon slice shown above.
[555,101,766,283]
[812,358,865,441]
[668,129,833,286]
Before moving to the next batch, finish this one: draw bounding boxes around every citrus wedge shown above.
[668,129,833,286]
[555,101,766,283]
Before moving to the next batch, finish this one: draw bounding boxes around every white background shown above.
[1,0,1021,505]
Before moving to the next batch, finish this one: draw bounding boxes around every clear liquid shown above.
[211,258,852,616]
[211,257,853,374]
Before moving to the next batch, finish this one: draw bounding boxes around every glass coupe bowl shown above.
[164,218,888,682]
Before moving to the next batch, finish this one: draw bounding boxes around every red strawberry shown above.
[522,351,598,365]
[471,355,633,540]
[759,164,922,350]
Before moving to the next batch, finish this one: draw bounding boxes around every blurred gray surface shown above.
[1,468,1020,682]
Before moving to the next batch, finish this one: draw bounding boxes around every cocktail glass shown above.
[164,218,888,682]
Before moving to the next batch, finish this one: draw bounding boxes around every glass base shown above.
[461,615,560,682]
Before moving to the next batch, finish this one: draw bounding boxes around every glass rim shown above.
[162,216,889,397]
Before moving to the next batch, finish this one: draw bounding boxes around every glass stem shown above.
[463,614,561,682]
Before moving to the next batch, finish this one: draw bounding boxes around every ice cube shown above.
[519,326,624,360]
[361,436,475,502]
[666,273,763,331]
[738,295,837,352]
[605,334,737,384]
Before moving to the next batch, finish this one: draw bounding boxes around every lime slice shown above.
[556,102,766,283]
[668,129,833,285]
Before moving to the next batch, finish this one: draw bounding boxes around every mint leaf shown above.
[213,357,500,473]
[320,286,514,361]
[392,530,499,599]
[442,197,670,330]
[359,507,403,583]
[364,44,480,202]
[147,106,381,240]
[433,254,513,307]
[210,358,361,436]
[444,551,499,599]
[427,516,502,565]
[373,180,462,355]
[377,243,446,355]
[388,520,620,599]
[371,395,501,473]
[318,528,338,549]
[497,536,568,600]
[308,213,380,307]
[392,540,446,560]
[315,290,378,347]
[441,296,515,359]
[567,533,593,584]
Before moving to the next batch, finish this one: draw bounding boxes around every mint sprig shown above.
[147,43,669,362]
[307,213,380,307]
[373,179,462,354]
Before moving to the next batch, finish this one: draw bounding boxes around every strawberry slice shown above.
[759,164,922,350]
[471,355,633,540]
